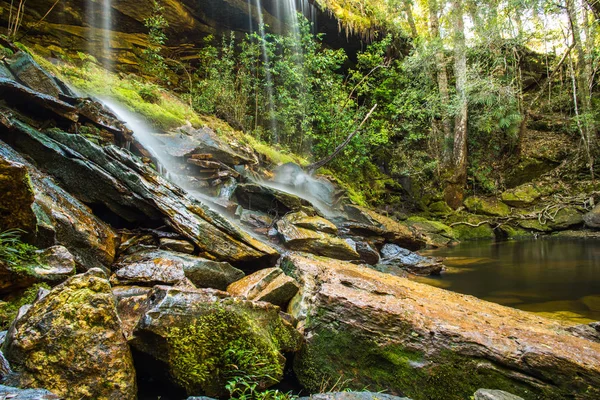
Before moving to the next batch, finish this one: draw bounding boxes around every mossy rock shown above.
[517,219,552,232]
[405,217,456,247]
[446,214,495,241]
[130,286,302,397]
[464,196,511,217]
[4,269,137,399]
[547,207,584,230]
[0,157,36,234]
[427,201,453,216]
[497,225,534,240]
[0,283,49,330]
[501,184,541,207]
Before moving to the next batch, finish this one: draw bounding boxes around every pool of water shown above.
[418,238,600,324]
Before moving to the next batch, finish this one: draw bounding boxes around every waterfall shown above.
[86,0,113,70]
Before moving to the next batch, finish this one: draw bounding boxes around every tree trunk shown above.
[429,0,452,164]
[403,0,418,38]
[444,0,468,209]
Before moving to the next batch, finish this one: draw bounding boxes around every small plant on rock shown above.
[0,229,38,267]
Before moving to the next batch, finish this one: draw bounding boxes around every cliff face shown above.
[0,0,363,69]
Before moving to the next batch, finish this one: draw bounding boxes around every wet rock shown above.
[282,253,600,400]
[6,52,63,98]
[161,126,254,166]
[584,204,600,229]
[0,78,77,124]
[474,389,524,400]
[239,209,274,229]
[273,163,337,207]
[113,286,152,340]
[130,286,302,397]
[118,233,156,256]
[113,249,244,290]
[0,140,117,270]
[227,267,299,307]
[4,269,137,400]
[0,350,11,378]
[299,393,411,400]
[276,218,360,261]
[0,120,278,266]
[501,184,541,207]
[464,196,511,217]
[0,157,37,233]
[159,238,195,254]
[0,246,76,294]
[0,385,60,400]
[354,241,380,265]
[343,205,425,250]
[235,183,312,216]
[447,214,496,240]
[283,211,338,234]
[378,244,443,276]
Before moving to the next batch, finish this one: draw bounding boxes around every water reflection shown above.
[420,238,600,324]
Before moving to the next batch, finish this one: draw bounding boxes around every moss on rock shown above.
[131,286,302,397]
[464,196,511,217]
[501,184,541,207]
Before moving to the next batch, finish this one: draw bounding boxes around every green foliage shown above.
[142,0,170,81]
[0,283,50,330]
[226,377,296,400]
[0,229,38,268]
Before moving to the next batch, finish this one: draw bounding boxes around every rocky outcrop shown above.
[235,182,313,216]
[282,253,600,400]
[4,269,137,400]
[112,249,244,290]
[129,285,303,397]
[343,205,425,250]
[276,218,360,261]
[227,267,299,307]
[0,139,118,271]
[283,211,338,234]
[0,115,278,267]
[500,184,541,207]
[159,238,195,254]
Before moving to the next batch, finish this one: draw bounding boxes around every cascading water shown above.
[86,0,113,69]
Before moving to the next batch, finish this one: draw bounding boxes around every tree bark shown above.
[403,0,418,38]
[444,0,468,209]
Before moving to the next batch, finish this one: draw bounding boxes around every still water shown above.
[419,238,600,324]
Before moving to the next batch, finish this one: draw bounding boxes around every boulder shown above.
[159,238,195,254]
[378,244,443,276]
[227,267,299,307]
[343,205,425,250]
[584,204,600,229]
[112,249,244,290]
[235,182,312,216]
[276,219,360,261]
[0,119,278,267]
[0,140,117,270]
[474,389,524,400]
[282,211,338,234]
[0,385,60,400]
[281,253,600,400]
[112,286,153,340]
[500,184,541,207]
[404,217,456,248]
[0,246,76,294]
[4,269,137,400]
[129,286,303,397]
[464,197,511,217]
[299,393,411,400]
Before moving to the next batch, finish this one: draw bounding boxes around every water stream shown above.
[419,238,600,324]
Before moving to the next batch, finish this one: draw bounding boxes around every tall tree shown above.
[429,0,453,162]
[444,0,469,208]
